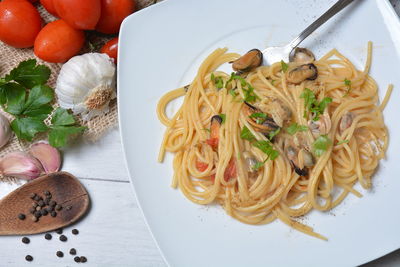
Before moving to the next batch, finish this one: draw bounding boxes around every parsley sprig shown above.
[343,78,352,96]
[0,59,86,147]
[240,126,279,170]
[226,73,260,103]
[280,60,289,72]
[313,135,332,156]
[211,73,224,89]
[286,123,308,135]
[300,88,332,121]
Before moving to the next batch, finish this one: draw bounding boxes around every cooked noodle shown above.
[156,42,392,240]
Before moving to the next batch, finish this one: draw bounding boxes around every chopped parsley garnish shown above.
[202,128,211,132]
[219,113,226,124]
[271,79,276,85]
[280,60,289,72]
[211,73,224,89]
[226,73,259,103]
[229,88,238,98]
[252,161,265,171]
[268,128,280,140]
[313,135,332,156]
[239,126,279,168]
[286,123,308,135]
[343,78,352,96]
[249,112,267,124]
[300,88,332,121]
[336,139,349,145]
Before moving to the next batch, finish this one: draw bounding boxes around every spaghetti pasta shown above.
[156,42,392,240]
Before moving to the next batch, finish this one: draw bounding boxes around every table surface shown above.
[1,0,400,266]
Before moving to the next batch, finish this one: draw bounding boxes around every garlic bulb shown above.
[56,53,116,121]
[0,113,12,148]
[0,152,43,180]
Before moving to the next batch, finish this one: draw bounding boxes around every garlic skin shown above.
[56,53,116,121]
[0,113,12,149]
[29,141,61,173]
[0,152,43,180]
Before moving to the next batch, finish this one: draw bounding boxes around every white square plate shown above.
[118,0,400,266]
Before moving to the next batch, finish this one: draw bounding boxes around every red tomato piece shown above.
[0,0,42,48]
[206,138,219,150]
[196,160,209,172]
[34,19,85,63]
[100,37,119,64]
[96,0,135,34]
[53,0,101,30]
[40,0,58,16]
[224,158,237,182]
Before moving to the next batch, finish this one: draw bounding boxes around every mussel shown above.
[284,140,314,176]
[269,99,292,127]
[308,113,331,137]
[232,49,263,73]
[242,151,259,172]
[339,111,355,132]
[286,63,318,84]
[289,47,315,64]
[243,102,279,137]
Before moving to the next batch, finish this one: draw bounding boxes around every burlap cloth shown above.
[0,0,158,161]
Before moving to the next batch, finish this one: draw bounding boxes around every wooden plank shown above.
[0,179,165,266]
[61,128,129,181]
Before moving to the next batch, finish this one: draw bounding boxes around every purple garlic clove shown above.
[0,152,43,180]
[29,141,62,173]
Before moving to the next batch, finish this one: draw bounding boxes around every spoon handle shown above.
[288,0,355,49]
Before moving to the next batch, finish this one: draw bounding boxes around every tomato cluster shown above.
[0,0,134,63]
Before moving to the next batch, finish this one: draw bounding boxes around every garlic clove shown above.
[0,152,43,180]
[0,113,13,149]
[29,141,62,173]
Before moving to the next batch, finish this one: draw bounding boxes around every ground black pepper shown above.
[25,255,33,262]
[21,237,30,244]
[45,233,52,240]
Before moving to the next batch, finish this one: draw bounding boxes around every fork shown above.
[262,0,356,65]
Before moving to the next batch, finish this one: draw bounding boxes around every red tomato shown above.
[196,160,208,172]
[0,0,42,48]
[96,0,135,34]
[53,0,101,30]
[224,158,237,182]
[40,0,58,16]
[34,19,85,63]
[100,37,118,64]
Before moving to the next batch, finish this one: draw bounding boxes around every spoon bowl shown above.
[0,172,89,235]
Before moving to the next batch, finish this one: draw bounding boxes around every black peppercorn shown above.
[59,235,67,242]
[18,213,26,220]
[34,211,41,218]
[29,193,36,199]
[72,229,79,235]
[80,256,87,263]
[49,200,56,207]
[38,200,45,207]
[55,204,62,211]
[50,211,57,217]
[41,209,48,216]
[44,190,50,196]
[45,233,52,240]
[69,248,77,255]
[29,207,36,214]
[55,228,63,234]
[74,256,81,263]
[56,251,64,257]
[25,255,33,262]
[22,237,30,244]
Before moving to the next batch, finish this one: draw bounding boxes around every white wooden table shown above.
[1,0,400,265]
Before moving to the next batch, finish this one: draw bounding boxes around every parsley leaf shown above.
[300,88,332,121]
[313,135,332,156]
[252,161,265,171]
[287,123,308,135]
[336,139,349,145]
[240,126,255,141]
[281,60,289,72]
[5,59,51,88]
[249,113,267,119]
[4,83,26,115]
[48,125,86,148]
[343,78,352,96]
[219,114,226,124]
[22,84,54,117]
[252,140,279,160]
[48,108,86,147]
[10,117,48,141]
[268,128,280,140]
[211,73,224,89]
[229,88,238,98]
[226,73,259,103]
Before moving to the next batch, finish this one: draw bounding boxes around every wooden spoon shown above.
[0,172,89,235]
